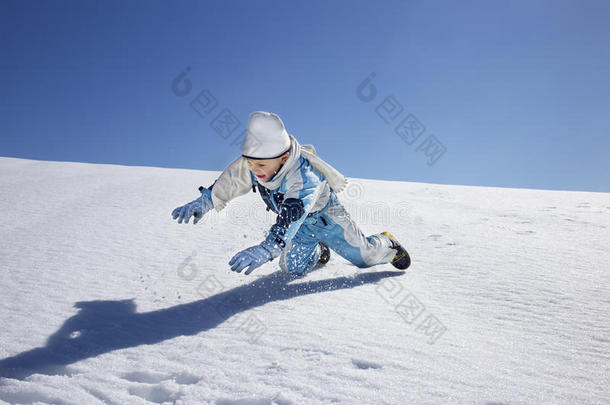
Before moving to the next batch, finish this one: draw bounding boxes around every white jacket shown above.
[211,135,347,212]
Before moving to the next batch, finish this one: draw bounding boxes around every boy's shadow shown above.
[0,269,401,379]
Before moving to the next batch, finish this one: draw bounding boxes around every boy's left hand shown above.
[229,240,282,275]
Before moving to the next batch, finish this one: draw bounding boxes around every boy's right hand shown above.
[171,188,214,224]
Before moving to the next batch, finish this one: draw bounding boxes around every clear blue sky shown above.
[2,0,609,192]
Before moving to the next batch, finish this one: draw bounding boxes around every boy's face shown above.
[246,152,290,182]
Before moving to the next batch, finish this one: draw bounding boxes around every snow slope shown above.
[0,156,608,405]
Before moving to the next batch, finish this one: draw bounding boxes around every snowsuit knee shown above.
[279,193,395,275]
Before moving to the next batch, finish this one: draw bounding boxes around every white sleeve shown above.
[210,156,253,211]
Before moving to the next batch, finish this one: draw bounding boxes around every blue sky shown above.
[1,0,609,192]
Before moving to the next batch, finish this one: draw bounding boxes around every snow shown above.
[0,156,608,404]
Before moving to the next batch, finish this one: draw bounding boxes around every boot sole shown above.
[381,232,411,270]
[318,242,331,265]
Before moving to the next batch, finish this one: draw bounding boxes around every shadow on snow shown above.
[0,269,402,379]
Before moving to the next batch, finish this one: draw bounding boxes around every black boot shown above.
[318,242,331,265]
[381,232,411,270]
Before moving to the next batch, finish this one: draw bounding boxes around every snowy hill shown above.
[0,156,608,405]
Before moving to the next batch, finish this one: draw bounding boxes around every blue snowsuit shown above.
[253,156,395,275]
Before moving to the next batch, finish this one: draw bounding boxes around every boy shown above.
[171,111,410,276]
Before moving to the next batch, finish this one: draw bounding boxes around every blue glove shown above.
[229,239,283,275]
[171,187,214,224]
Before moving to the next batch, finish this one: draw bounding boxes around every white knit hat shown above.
[241,111,291,159]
